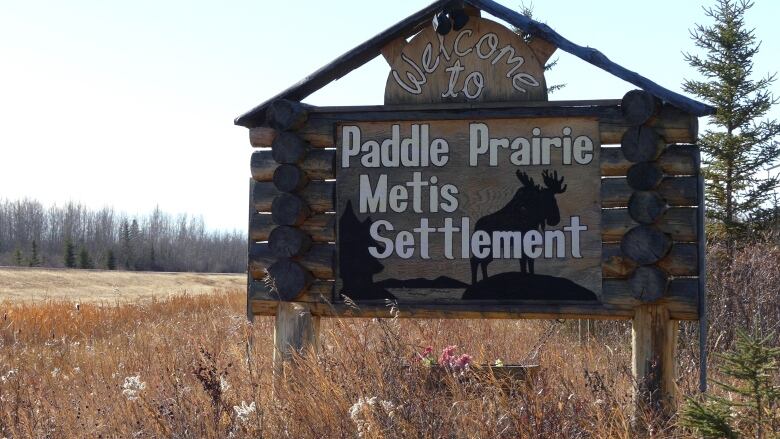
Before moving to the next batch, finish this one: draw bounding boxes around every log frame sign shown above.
[238,0,715,414]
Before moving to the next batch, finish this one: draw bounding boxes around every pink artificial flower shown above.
[438,345,458,367]
[454,354,472,369]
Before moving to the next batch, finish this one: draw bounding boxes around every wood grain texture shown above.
[267,259,314,300]
[621,90,659,126]
[603,243,698,278]
[601,207,697,242]
[254,181,335,213]
[272,132,310,164]
[632,304,678,415]
[620,126,665,162]
[630,266,669,303]
[601,146,700,177]
[628,191,668,225]
[602,177,697,208]
[270,193,310,226]
[337,117,603,297]
[626,162,663,190]
[273,302,319,375]
[252,149,336,182]
[251,213,336,242]
[267,99,309,131]
[250,276,698,320]
[250,280,333,303]
[250,242,334,280]
[273,164,309,192]
[247,102,698,148]
[384,17,547,105]
[620,225,672,266]
[269,226,312,258]
[258,208,697,245]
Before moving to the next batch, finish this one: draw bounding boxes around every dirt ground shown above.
[0,266,245,303]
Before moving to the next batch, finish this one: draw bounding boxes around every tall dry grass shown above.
[0,290,683,438]
[0,240,777,437]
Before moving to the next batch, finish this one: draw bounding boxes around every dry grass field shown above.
[0,267,244,302]
[0,250,776,438]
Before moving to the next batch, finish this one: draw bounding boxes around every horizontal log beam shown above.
[253,181,335,213]
[249,280,333,303]
[600,145,699,177]
[249,242,334,280]
[603,242,698,278]
[602,207,697,242]
[602,176,697,208]
[248,102,698,148]
[251,149,335,182]
[250,213,335,242]
[249,276,698,320]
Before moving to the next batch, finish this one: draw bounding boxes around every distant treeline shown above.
[0,199,246,273]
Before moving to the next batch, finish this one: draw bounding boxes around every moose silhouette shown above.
[470,170,567,285]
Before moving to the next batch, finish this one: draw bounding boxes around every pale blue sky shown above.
[1,0,778,231]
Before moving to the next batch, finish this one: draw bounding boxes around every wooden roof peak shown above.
[235,0,715,128]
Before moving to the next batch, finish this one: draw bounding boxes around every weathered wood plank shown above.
[249,280,333,303]
[253,181,335,213]
[249,242,335,280]
[248,102,698,148]
[250,213,335,242]
[252,149,336,182]
[601,207,697,242]
[250,276,698,320]
[600,144,699,177]
[632,304,678,415]
[273,302,320,376]
[603,243,698,278]
[602,176,697,208]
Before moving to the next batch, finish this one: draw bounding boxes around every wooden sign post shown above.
[236,0,713,420]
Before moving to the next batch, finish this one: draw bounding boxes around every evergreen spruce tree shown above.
[78,246,93,269]
[28,240,41,267]
[120,219,133,270]
[105,249,116,270]
[13,248,23,266]
[683,0,780,244]
[63,238,76,268]
[681,330,779,438]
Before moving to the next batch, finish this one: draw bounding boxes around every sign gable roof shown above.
[235,0,715,128]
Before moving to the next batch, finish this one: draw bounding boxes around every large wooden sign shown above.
[239,0,714,417]
[336,118,601,304]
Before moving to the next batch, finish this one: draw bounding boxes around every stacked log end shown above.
[619,90,677,303]
[248,99,336,303]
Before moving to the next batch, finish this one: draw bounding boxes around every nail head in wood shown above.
[629,266,669,303]
[266,258,312,301]
[272,132,309,164]
[272,193,310,226]
[620,225,672,265]
[269,226,312,258]
[627,162,664,190]
[621,90,659,126]
[621,126,665,163]
[628,191,668,224]
[266,99,308,131]
[273,164,309,192]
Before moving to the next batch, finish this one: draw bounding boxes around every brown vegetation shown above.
[0,240,777,437]
[0,267,244,303]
